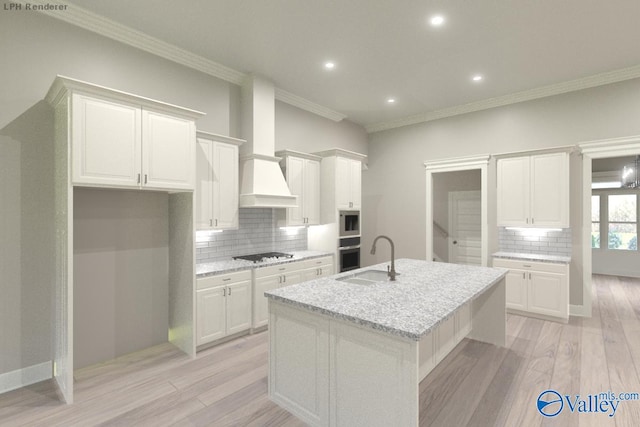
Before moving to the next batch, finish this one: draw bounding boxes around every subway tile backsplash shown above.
[195,208,307,263]
[498,227,572,257]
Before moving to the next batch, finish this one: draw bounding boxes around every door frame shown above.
[578,135,640,317]
[424,155,490,266]
[448,190,482,265]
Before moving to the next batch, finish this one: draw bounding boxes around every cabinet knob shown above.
[137,173,141,184]
[228,286,231,295]
[453,240,458,245]
[144,174,148,184]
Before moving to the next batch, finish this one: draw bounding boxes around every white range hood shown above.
[239,75,297,208]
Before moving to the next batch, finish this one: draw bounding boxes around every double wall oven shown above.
[338,210,361,272]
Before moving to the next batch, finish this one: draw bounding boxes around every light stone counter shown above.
[492,251,571,264]
[196,250,333,277]
[266,258,507,340]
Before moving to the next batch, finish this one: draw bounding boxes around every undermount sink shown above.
[337,269,390,285]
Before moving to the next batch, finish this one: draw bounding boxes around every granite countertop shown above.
[196,250,333,277]
[492,251,571,264]
[265,258,507,341]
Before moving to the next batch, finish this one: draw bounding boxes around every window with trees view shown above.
[608,194,637,250]
[592,191,638,251]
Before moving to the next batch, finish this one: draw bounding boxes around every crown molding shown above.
[366,64,640,134]
[275,88,346,122]
[25,0,347,122]
[423,154,490,171]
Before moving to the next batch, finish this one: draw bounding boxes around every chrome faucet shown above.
[370,235,397,281]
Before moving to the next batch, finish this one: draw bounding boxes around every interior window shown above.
[591,195,600,248]
[607,194,637,250]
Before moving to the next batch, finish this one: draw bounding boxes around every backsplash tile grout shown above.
[498,227,572,256]
[195,208,307,263]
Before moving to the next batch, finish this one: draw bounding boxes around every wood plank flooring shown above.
[1,274,639,426]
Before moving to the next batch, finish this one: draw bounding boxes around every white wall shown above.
[275,101,368,155]
[363,77,640,307]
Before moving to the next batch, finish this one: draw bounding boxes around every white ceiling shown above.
[66,0,640,130]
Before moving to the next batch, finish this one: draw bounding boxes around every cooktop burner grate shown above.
[233,252,294,263]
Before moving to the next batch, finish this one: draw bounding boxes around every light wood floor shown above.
[2,274,639,426]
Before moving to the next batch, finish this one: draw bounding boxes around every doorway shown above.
[579,136,640,317]
[425,155,489,266]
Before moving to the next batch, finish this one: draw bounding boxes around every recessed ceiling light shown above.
[472,74,483,82]
[430,15,445,27]
[387,98,396,104]
[324,61,335,70]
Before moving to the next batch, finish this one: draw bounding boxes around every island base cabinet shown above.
[269,302,330,426]
[269,301,418,427]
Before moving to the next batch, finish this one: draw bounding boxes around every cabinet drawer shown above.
[255,260,305,278]
[493,258,567,275]
[304,256,333,269]
[197,269,251,290]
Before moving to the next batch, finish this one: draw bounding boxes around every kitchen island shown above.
[265,258,507,427]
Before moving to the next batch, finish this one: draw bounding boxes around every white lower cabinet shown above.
[196,270,252,346]
[253,256,334,329]
[302,256,334,281]
[493,258,569,321]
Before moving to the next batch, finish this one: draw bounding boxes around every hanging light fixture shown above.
[622,156,640,188]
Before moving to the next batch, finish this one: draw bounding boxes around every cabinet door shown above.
[226,281,252,335]
[504,269,528,311]
[212,141,239,229]
[142,109,195,190]
[530,153,569,228]
[71,93,141,187]
[435,314,457,363]
[303,159,321,225]
[497,157,530,226]
[349,159,362,210]
[196,287,226,345]
[335,157,351,209]
[253,274,283,328]
[195,139,213,230]
[286,156,305,226]
[528,271,567,318]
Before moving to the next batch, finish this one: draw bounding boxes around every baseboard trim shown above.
[0,361,52,394]
[570,304,585,317]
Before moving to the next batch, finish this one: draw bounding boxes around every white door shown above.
[253,274,282,328]
[528,271,565,317]
[286,156,305,226]
[195,139,213,230]
[448,191,481,266]
[226,281,252,335]
[530,152,569,227]
[196,287,226,345]
[505,269,528,311]
[142,109,195,190]
[304,159,321,225]
[72,93,141,187]
[335,157,351,209]
[497,156,530,226]
[212,141,239,229]
[349,158,362,209]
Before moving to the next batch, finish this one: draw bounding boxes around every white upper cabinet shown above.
[314,149,367,224]
[71,94,141,187]
[276,150,321,226]
[497,152,569,228]
[196,132,244,231]
[48,76,204,191]
[336,156,362,210]
[142,109,196,190]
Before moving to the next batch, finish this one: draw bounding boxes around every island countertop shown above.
[265,258,507,341]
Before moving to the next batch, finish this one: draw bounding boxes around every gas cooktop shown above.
[233,252,294,263]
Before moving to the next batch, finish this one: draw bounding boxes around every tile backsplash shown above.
[498,227,572,257]
[195,208,307,263]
